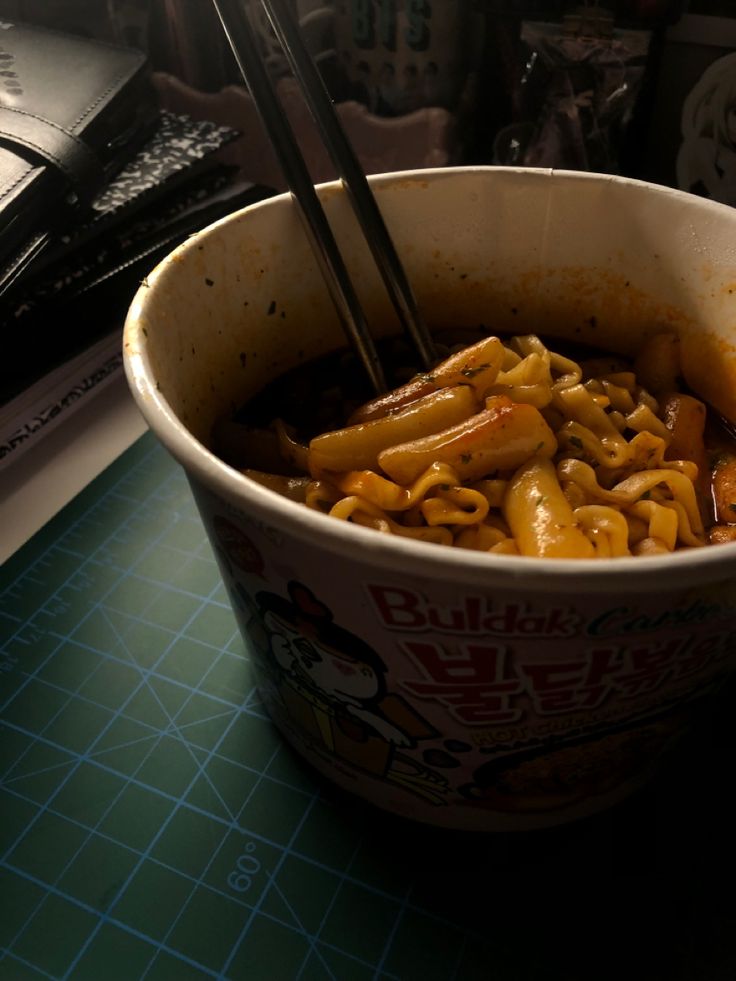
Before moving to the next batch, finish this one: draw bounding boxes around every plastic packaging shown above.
[494,6,652,173]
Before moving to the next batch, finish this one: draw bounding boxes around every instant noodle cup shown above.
[124,167,736,831]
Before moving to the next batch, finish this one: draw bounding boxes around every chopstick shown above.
[260,0,436,372]
[211,0,436,393]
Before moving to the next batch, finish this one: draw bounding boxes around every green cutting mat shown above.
[2,431,736,981]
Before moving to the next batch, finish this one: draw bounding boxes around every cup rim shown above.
[123,165,736,595]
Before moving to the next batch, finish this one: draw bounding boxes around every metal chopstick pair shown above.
[210,0,436,393]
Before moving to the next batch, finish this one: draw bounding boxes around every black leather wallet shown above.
[0,20,158,285]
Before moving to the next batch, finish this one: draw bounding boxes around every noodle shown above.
[219,331,736,558]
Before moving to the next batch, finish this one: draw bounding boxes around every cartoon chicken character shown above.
[251,581,448,804]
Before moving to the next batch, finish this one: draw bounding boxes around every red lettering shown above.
[544,608,581,637]
[367,583,580,637]
[612,637,681,697]
[532,685,610,715]
[466,596,482,632]
[367,585,424,628]
[520,661,586,691]
[674,635,721,679]
[520,652,618,714]
[401,641,510,684]
[480,603,579,637]
[481,603,522,634]
[400,640,524,724]
[583,647,622,686]
[427,607,467,631]
[629,637,681,673]
[401,683,523,724]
